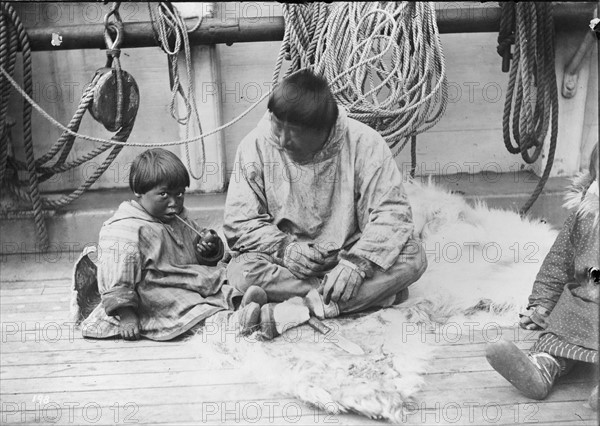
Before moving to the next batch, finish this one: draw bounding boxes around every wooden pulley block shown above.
[88,67,140,132]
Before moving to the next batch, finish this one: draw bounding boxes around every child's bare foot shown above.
[117,307,140,340]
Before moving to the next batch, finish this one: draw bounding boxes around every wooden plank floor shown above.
[1,255,597,425]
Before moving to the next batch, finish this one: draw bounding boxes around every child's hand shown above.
[518,306,549,330]
[195,230,220,257]
[519,314,541,330]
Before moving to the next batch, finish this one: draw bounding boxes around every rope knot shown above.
[105,48,121,59]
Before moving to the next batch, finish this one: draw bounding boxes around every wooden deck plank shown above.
[1,301,71,314]
[2,293,71,305]
[1,343,199,366]
[1,369,260,395]
[0,278,70,288]
[0,285,69,296]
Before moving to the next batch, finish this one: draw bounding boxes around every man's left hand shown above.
[322,260,365,304]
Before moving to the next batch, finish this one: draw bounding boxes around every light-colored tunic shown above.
[82,201,236,341]
[223,108,414,271]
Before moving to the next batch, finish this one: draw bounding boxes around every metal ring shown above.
[104,21,123,50]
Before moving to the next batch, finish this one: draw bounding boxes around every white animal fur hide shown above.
[191,179,559,422]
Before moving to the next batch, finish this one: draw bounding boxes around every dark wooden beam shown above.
[19,3,598,52]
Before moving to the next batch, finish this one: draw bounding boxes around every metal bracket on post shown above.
[562,30,595,98]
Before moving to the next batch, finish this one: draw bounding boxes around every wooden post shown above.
[537,29,593,177]
[174,3,226,192]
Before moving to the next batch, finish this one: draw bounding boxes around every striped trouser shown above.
[531,332,598,375]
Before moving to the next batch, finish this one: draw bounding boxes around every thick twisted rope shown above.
[10,77,99,174]
[275,2,448,157]
[8,123,133,210]
[1,1,48,249]
[5,73,132,209]
[148,2,206,179]
[272,3,328,84]
[0,7,12,185]
[498,2,558,215]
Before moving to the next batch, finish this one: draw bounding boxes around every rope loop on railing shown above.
[274,2,448,159]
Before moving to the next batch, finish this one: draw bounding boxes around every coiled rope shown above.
[498,2,558,215]
[273,2,448,159]
[1,1,48,249]
[0,2,134,250]
[148,1,205,179]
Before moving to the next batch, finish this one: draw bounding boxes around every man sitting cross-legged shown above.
[223,70,427,336]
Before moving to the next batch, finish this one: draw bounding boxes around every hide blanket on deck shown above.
[191,180,559,422]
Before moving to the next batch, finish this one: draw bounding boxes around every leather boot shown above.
[230,302,261,336]
[303,288,340,319]
[240,285,268,308]
[486,339,560,400]
[260,298,310,340]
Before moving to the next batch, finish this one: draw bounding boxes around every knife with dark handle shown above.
[307,316,365,355]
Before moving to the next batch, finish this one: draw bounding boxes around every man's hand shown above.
[283,242,337,279]
[195,230,220,257]
[519,306,550,330]
[322,259,365,304]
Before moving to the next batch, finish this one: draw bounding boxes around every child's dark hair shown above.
[129,148,190,194]
[267,69,338,130]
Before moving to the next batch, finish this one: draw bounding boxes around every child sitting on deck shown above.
[486,144,599,410]
[74,148,282,341]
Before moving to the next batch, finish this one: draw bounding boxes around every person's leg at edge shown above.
[486,338,577,400]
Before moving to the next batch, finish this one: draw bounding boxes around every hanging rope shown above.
[274,2,448,161]
[0,2,136,249]
[1,1,48,249]
[498,2,559,215]
[148,1,205,180]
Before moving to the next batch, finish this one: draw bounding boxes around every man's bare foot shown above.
[118,307,140,340]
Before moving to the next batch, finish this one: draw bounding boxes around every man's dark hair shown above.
[129,148,190,194]
[268,69,339,130]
